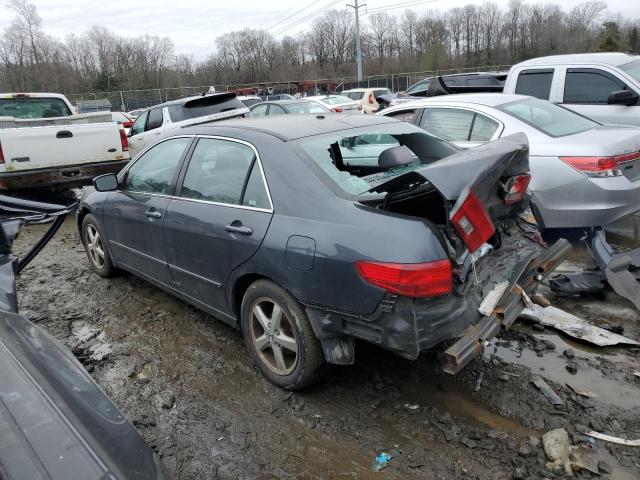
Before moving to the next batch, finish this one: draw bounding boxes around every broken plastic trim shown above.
[443,238,572,374]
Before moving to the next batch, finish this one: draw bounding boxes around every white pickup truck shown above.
[503,52,640,126]
[0,93,130,190]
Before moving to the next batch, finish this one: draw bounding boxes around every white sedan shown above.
[306,95,363,114]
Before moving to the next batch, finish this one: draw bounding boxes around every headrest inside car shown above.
[378,145,416,169]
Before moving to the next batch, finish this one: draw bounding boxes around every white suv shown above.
[341,88,391,114]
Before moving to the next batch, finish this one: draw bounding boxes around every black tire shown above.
[81,213,115,278]
[240,279,326,390]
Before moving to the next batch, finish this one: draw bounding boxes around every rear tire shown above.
[81,213,115,278]
[240,280,326,390]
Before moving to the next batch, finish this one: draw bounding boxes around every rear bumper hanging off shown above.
[443,238,572,374]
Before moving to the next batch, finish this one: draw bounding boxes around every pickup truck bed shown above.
[0,93,130,190]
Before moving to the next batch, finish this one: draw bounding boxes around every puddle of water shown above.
[485,331,640,409]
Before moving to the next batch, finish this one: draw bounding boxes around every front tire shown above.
[240,280,325,390]
[81,213,115,278]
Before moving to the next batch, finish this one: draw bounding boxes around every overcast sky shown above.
[1,0,639,60]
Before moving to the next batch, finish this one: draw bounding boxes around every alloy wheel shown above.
[85,224,105,269]
[249,298,299,375]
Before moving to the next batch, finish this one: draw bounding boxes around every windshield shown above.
[620,59,640,83]
[405,79,430,95]
[0,97,72,118]
[285,102,328,114]
[345,91,365,100]
[295,123,458,196]
[499,98,597,137]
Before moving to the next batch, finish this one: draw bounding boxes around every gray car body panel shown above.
[0,198,168,480]
[380,94,640,228]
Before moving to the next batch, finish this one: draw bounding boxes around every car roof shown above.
[389,93,529,108]
[185,114,399,141]
[514,52,639,68]
[157,92,235,107]
[259,99,314,105]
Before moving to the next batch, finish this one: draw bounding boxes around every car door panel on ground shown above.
[102,137,192,284]
[164,137,273,313]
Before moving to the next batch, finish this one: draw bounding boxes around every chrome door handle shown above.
[225,224,253,235]
[145,210,162,219]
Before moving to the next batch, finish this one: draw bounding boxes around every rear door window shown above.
[515,69,554,100]
[470,114,500,141]
[122,138,191,194]
[146,108,163,131]
[346,92,365,100]
[419,108,474,141]
[269,105,286,116]
[179,138,255,205]
[563,69,626,104]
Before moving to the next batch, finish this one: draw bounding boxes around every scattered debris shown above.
[532,376,563,406]
[565,363,578,375]
[531,292,551,307]
[372,452,392,472]
[520,305,640,347]
[584,430,640,447]
[633,371,640,379]
[566,384,597,398]
[478,281,509,316]
[549,271,607,295]
[542,428,573,476]
[598,460,612,474]
[474,371,484,392]
[563,348,575,359]
[570,444,599,474]
[404,404,419,410]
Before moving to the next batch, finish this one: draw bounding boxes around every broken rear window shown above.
[295,123,458,196]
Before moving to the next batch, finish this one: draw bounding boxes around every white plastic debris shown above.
[478,281,509,316]
[542,428,573,476]
[584,430,640,447]
[520,305,640,347]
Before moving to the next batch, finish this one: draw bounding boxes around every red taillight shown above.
[331,106,343,112]
[450,188,495,253]
[0,141,4,164]
[119,128,128,152]
[560,152,640,177]
[355,260,452,298]
[368,93,374,104]
[503,173,531,205]
[122,121,133,128]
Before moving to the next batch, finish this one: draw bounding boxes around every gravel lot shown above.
[11,190,640,480]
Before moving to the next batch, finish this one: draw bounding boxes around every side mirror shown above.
[608,89,639,106]
[93,173,119,192]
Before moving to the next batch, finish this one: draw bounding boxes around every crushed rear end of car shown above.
[306,134,571,373]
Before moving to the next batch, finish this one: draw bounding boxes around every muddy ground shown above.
[11,190,640,480]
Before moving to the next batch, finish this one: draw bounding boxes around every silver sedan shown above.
[379,94,640,229]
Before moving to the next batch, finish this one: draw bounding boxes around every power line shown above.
[365,0,439,15]
[271,0,343,36]
[266,0,326,32]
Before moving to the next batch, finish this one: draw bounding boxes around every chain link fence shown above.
[68,65,512,113]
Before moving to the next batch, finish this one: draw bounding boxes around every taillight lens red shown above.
[0,141,4,164]
[368,93,374,104]
[330,106,343,112]
[119,128,129,152]
[450,188,495,253]
[122,120,133,128]
[356,260,452,298]
[560,152,640,177]
[503,173,531,205]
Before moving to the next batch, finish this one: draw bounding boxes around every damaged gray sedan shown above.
[78,115,569,389]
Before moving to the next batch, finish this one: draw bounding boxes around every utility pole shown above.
[347,0,365,83]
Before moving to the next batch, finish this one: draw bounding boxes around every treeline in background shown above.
[0,0,638,93]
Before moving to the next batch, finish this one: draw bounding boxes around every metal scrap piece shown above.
[520,305,640,347]
[478,281,509,316]
[532,376,564,406]
[566,383,597,398]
